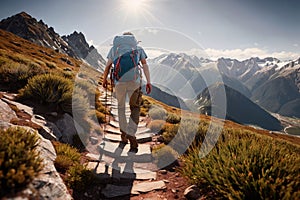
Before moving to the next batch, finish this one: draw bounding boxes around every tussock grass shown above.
[53,142,95,192]
[149,105,167,120]
[18,74,73,113]
[0,127,43,196]
[180,128,300,199]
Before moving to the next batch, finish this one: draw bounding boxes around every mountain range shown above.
[148,52,299,130]
[0,12,105,71]
[1,11,299,131]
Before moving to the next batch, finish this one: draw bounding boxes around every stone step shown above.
[110,109,131,117]
[97,141,152,163]
[104,125,151,135]
[101,181,166,198]
[104,132,153,143]
[87,162,156,181]
[109,120,147,129]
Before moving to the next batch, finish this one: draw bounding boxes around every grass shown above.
[18,73,73,113]
[180,128,300,200]
[52,141,96,192]
[0,127,43,197]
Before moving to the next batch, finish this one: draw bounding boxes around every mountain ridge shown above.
[0,11,105,71]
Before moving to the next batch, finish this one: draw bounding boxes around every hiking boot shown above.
[120,132,128,144]
[127,135,138,151]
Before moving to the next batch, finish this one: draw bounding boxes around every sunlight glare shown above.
[123,0,144,13]
[117,0,164,27]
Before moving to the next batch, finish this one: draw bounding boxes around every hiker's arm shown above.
[141,59,150,83]
[102,59,113,88]
[141,59,152,94]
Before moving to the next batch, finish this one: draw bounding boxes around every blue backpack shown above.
[112,35,140,82]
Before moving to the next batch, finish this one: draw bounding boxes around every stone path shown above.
[86,88,165,198]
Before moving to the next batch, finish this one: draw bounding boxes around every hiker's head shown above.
[123,32,134,36]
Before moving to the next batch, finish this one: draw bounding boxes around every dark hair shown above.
[123,32,133,35]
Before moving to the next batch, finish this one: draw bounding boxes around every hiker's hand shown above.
[103,79,108,88]
[146,83,152,94]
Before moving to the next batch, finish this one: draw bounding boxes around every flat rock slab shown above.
[104,125,121,134]
[0,99,17,122]
[87,162,156,180]
[109,120,147,128]
[98,141,152,163]
[104,133,153,143]
[102,181,166,198]
[110,109,131,117]
[104,125,151,135]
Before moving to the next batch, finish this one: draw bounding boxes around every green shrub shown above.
[95,101,109,115]
[166,112,181,124]
[149,105,167,120]
[161,123,179,144]
[18,74,73,113]
[53,142,81,173]
[181,129,300,200]
[152,144,178,169]
[71,87,90,119]
[162,118,209,152]
[95,110,107,123]
[0,60,44,91]
[140,98,152,116]
[66,164,95,192]
[0,127,43,196]
[148,120,166,133]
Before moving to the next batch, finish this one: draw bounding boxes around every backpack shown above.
[112,35,141,82]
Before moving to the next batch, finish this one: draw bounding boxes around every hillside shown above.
[195,83,283,131]
[0,12,105,71]
[0,26,300,200]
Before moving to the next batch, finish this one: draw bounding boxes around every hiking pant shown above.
[115,81,142,136]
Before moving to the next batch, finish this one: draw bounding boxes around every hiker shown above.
[102,32,152,152]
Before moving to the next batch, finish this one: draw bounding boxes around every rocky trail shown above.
[84,88,167,199]
[0,89,193,200]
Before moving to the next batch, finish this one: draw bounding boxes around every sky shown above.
[0,0,299,60]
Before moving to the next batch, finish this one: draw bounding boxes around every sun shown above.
[117,0,163,26]
[122,0,147,13]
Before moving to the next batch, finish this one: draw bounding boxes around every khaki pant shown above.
[115,81,142,136]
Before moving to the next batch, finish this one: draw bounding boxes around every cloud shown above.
[204,48,300,61]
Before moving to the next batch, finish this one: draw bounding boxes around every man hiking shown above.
[102,32,152,152]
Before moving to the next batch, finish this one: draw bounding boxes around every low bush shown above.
[166,112,181,124]
[18,74,73,113]
[53,142,81,173]
[95,100,109,115]
[95,110,107,123]
[149,105,167,120]
[161,118,209,154]
[66,164,95,192]
[0,59,44,91]
[0,127,43,196]
[152,144,178,170]
[148,120,166,133]
[181,129,300,199]
[53,142,95,192]
[140,98,152,116]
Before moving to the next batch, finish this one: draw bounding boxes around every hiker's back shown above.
[112,34,140,82]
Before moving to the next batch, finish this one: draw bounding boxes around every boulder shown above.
[32,114,62,141]
[55,113,84,144]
